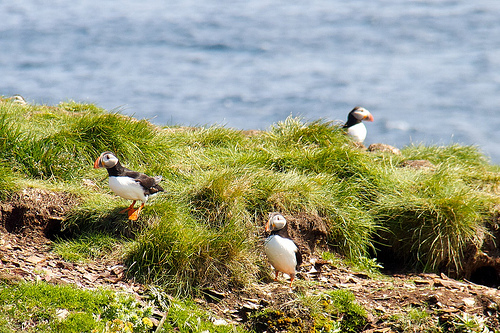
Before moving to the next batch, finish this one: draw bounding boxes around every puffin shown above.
[93,151,164,220]
[264,213,302,287]
[10,95,27,105]
[343,106,374,143]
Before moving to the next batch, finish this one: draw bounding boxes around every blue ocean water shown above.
[2,1,500,162]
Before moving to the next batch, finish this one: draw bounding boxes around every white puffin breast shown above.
[109,176,147,202]
[264,235,298,275]
[347,122,367,143]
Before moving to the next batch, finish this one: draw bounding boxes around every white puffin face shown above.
[266,213,287,232]
[351,107,374,122]
[95,152,119,169]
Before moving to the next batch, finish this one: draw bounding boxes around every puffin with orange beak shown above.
[94,151,164,221]
[264,213,302,287]
[343,106,374,143]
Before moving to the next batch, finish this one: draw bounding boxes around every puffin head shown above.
[265,212,287,232]
[349,106,374,122]
[94,151,119,169]
[11,95,27,105]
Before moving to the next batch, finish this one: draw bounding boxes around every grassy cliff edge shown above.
[1,98,500,332]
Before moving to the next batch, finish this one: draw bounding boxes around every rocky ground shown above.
[1,188,500,332]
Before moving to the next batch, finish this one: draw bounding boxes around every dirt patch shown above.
[0,188,140,293]
[0,188,78,239]
[461,212,500,287]
[270,212,330,258]
[204,262,500,332]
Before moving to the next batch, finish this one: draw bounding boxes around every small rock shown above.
[487,302,498,311]
[56,261,73,270]
[56,309,69,321]
[368,143,401,155]
[463,297,476,307]
[403,283,416,290]
[212,318,228,326]
[414,279,432,286]
[241,302,260,311]
[26,255,46,265]
[354,272,370,279]
[83,273,99,283]
[110,264,125,276]
[399,159,436,170]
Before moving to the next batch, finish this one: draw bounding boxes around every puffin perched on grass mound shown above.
[343,106,374,143]
[94,151,164,221]
[264,213,302,287]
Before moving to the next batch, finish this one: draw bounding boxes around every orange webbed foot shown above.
[128,203,144,221]
[120,201,136,214]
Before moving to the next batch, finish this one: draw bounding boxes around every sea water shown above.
[1,0,500,162]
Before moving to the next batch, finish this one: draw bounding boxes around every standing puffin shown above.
[264,213,302,287]
[343,106,374,143]
[93,151,164,221]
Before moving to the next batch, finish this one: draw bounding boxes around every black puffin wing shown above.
[121,168,156,188]
[121,168,141,179]
[295,244,303,268]
[135,174,158,189]
[133,173,164,194]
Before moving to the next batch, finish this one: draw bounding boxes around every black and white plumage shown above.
[343,106,374,143]
[93,151,164,220]
[264,213,302,287]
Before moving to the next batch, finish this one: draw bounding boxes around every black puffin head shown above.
[11,95,27,105]
[343,106,374,128]
[94,151,119,169]
[265,212,288,235]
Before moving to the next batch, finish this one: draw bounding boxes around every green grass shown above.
[53,232,125,262]
[389,307,441,333]
[374,165,492,272]
[300,289,368,333]
[0,281,151,333]
[0,281,241,333]
[1,98,500,296]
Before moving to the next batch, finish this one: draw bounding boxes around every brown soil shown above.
[1,188,500,332]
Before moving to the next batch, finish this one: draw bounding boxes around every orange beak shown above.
[365,113,374,122]
[93,156,102,169]
[265,219,272,232]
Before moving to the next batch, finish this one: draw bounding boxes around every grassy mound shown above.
[1,97,500,297]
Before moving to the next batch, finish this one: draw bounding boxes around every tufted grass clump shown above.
[126,209,259,296]
[0,100,169,180]
[375,159,493,273]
